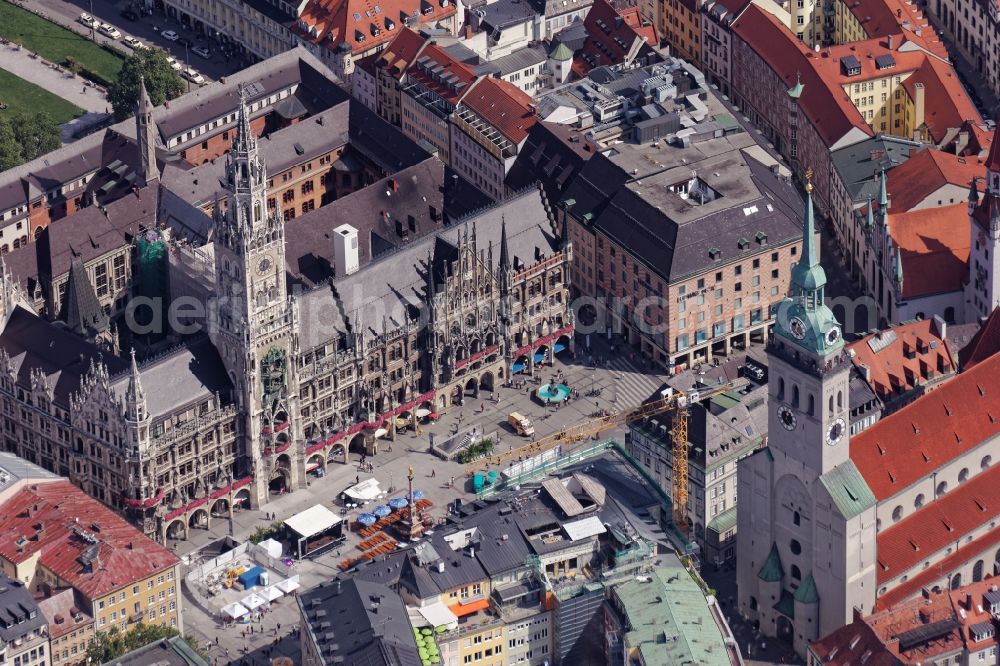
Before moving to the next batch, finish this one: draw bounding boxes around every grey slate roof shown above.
[348,101,433,174]
[0,451,58,495]
[505,121,593,203]
[830,136,918,203]
[284,157,448,288]
[0,572,46,644]
[109,337,233,417]
[480,0,543,31]
[0,306,129,405]
[58,258,109,338]
[486,47,548,77]
[299,578,421,666]
[294,187,558,350]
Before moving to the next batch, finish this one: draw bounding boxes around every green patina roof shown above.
[787,80,804,99]
[550,42,574,61]
[709,391,742,411]
[615,565,730,666]
[819,460,877,519]
[793,572,819,604]
[714,113,739,132]
[774,589,796,619]
[757,543,783,582]
[706,505,737,535]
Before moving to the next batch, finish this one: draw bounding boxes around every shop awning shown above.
[415,408,432,418]
[284,504,342,539]
[417,602,459,629]
[344,478,383,501]
[554,342,567,353]
[449,598,490,618]
[512,363,526,374]
[374,428,389,439]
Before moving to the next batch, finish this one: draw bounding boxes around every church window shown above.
[837,391,843,410]
[749,596,758,610]
[950,573,962,590]
[982,455,992,470]
[791,565,801,581]
[778,378,785,400]
[792,385,799,408]
[829,395,833,414]
[790,539,801,555]
[807,395,814,416]
[959,468,970,483]
[936,481,948,496]
[254,203,261,223]
[914,493,924,508]
[891,505,903,522]
[793,511,800,526]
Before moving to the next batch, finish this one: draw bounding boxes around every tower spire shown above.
[135,76,159,186]
[878,168,889,211]
[125,347,147,421]
[498,216,510,273]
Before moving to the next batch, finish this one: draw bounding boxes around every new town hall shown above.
[0,83,572,542]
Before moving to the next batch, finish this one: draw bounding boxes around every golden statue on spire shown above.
[805,167,814,193]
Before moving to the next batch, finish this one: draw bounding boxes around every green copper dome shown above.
[550,42,574,62]
[774,171,844,356]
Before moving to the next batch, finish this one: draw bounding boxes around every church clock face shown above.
[788,317,807,340]
[777,405,797,431]
[827,418,846,445]
[825,326,841,347]
[257,255,273,275]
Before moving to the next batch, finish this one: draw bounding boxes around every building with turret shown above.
[966,132,1000,321]
[0,71,571,542]
[737,168,1000,659]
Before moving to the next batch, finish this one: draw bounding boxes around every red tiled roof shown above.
[0,481,178,601]
[877,517,1000,610]
[374,27,428,80]
[959,307,1000,370]
[809,617,899,666]
[731,5,873,148]
[987,119,1000,171]
[293,0,455,57]
[887,148,985,213]
[36,587,93,640]
[575,0,657,75]
[405,43,478,105]
[888,203,970,299]
[842,0,948,59]
[877,460,1000,586]
[848,319,954,402]
[972,193,1000,231]
[900,56,982,144]
[850,352,1000,501]
[808,40,927,88]
[460,77,537,144]
[957,121,994,158]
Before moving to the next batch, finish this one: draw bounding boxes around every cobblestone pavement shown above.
[0,42,111,114]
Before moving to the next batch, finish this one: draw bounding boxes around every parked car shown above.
[120,9,139,21]
[183,68,205,84]
[123,36,144,49]
[176,36,193,48]
[165,55,182,70]
[161,30,179,41]
[78,13,99,28]
[98,23,121,38]
[192,46,211,59]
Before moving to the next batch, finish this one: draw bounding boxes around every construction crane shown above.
[466,381,739,532]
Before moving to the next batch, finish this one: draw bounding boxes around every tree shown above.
[108,49,185,121]
[85,623,182,662]
[13,112,60,161]
[0,116,21,172]
[65,55,82,76]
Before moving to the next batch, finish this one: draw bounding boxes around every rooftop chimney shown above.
[332,224,360,277]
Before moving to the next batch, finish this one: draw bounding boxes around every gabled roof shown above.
[372,27,428,80]
[0,480,178,601]
[900,56,982,144]
[292,0,456,57]
[731,4,872,149]
[58,258,109,339]
[459,77,537,144]
[850,352,1000,501]
[886,148,985,213]
[847,319,954,402]
[575,0,658,75]
[876,460,1000,585]
[959,307,1000,370]
[405,43,479,105]
[888,203,969,299]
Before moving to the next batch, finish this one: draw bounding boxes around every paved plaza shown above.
[177,332,697,664]
[0,42,110,114]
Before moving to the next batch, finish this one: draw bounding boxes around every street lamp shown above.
[89,0,95,40]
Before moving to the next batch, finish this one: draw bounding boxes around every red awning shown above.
[448,598,490,618]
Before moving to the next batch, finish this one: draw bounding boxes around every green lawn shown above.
[0,0,124,84]
[0,69,83,123]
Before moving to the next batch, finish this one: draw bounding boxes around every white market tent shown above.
[257,538,282,559]
[284,504,342,539]
[241,593,267,610]
[344,478,383,502]
[276,577,300,594]
[262,586,283,602]
[415,408,432,418]
[221,602,249,619]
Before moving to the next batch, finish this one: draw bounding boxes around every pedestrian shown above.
[480,402,484,412]
[356,475,360,484]
[216,636,219,645]
[277,623,281,631]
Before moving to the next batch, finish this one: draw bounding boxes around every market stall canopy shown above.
[415,408,432,418]
[344,478,383,502]
[417,601,459,630]
[262,586,283,602]
[284,504,342,539]
[276,577,300,594]
[241,593,267,610]
[374,428,389,439]
[257,538,282,559]
[221,602,249,619]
